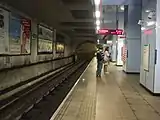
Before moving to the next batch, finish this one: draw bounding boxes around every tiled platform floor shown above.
[51,58,160,120]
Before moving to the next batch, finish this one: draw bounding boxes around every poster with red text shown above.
[21,18,31,54]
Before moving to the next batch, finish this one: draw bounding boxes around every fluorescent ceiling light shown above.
[120,6,124,11]
[95,11,100,18]
[96,20,100,26]
[145,10,150,13]
[147,21,156,26]
[94,0,100,5]
[141,27,145,30]
[96,26,100,30]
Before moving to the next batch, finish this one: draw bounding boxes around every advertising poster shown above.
[56,42,64,53]
[38,25,53,53]
[9,13,31,54]
[0,8,9,54]
[143,44,150,71]
[9,13,21,54]
[21,18,31,54]
[121,45,127,62]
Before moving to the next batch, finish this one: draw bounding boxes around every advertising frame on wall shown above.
[56,42,65,54]
[0,8,9,55]
[21,17,31,54]
[143,44,150,71]
[9,12,31,55]
[37,24,53,54]
[0,7,31,56]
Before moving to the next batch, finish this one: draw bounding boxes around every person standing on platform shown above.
[103,47,110,73]
[96,48,104,77]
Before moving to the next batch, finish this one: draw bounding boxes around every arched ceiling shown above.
[0,0,145,47]
[0,0,96,43]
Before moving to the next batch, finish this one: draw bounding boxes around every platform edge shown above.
[49,59,93,120]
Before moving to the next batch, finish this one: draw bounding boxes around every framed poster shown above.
[121,45,127,62]
[21,18,31,54]
[0,8,9,54]
[9,13,31,54]
[38,25,53,54]
[143,44,150,71]
[56,42,65,53]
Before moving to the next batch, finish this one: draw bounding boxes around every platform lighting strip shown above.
[94,0,101,32]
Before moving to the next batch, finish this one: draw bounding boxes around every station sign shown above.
[98,29,123,35]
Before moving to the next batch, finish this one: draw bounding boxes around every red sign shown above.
[98,29,109,34]
[21,18,31,39]
[21,18,31,53]
[144,29,152,35]
[98,29,123,35]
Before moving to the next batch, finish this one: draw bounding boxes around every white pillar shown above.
[111,36,117,62]
[154,0,160,93]
[117,12,124,66]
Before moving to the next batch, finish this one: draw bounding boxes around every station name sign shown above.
[98,29,123,35]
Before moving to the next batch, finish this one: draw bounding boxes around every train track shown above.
[0,62,74,108]
[0,60,89,120]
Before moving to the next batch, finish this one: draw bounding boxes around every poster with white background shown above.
[0,8,9,54]
[143,44,150,71]
[38,25,53,53]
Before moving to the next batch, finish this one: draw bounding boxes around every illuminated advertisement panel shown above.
[98,29,123,35]
[56,42,64,53]
[38,25,53,53]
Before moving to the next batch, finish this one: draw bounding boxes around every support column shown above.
[111,36,117,62]
[111,6,118,62]
[117,12,124,66]
[123,1,142,73]
[154,0,160,93]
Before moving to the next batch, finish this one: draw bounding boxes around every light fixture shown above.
[141,27,145,30]
[97,39,99,43]
[96,20,100,26]
[120,6,124,11]
[95,11,100,18]
[96,26,100,30]
[147,21,156,26]
[145,10,150,13]
[94,0,100,5]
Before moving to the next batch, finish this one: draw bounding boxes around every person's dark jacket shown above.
[97,51,104,61]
